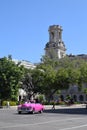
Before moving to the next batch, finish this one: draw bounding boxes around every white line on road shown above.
[0,117,85,129]
[59,124,87,130]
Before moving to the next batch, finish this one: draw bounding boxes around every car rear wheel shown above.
[31,108,35,114]
[39,109,43,113]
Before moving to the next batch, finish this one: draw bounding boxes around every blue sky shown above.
[0,0,87,63]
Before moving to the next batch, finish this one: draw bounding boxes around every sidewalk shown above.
[44,104,87,115]
[45,104,86,109]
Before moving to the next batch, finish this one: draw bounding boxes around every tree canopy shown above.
[1,55,87,102]
[0,56,25,101]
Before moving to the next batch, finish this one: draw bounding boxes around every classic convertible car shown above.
[17,102,44,114]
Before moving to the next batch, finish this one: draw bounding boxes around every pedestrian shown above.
[7,101,10,108]
[52,104,55,109]
[52,101,55,109]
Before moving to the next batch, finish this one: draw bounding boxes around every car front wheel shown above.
[18,111,21,114]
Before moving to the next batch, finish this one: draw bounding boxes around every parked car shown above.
[17,102,44,114]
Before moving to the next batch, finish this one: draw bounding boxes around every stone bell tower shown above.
[45,25,66,59]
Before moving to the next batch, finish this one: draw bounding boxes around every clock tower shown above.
[45,25,66,59]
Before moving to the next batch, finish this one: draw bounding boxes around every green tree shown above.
[38,55,87,101]
[22,68,45,99]
[21,55,87,102]
[41,65,56,101]
[55,68,70,90]
[22,72,34,99]
[0,57,24,101]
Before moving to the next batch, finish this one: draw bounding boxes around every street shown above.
[0,105,87,130]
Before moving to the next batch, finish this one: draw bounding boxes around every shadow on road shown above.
[44,108,87,115]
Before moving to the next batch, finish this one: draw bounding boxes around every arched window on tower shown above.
[51,32,54,41]
[59,31,61,40]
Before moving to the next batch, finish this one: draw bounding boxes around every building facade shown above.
[53,84,87,103]
[13,59,36,69]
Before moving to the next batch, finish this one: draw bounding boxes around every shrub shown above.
[58,101,65,105]
[42,101,49,105]
[9,101,17,106]
[74,101,80,104]
[2,101,17,106]
[36,94,45,103]
[2,101,7,106]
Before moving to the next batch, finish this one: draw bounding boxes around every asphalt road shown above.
[0,106,87,130]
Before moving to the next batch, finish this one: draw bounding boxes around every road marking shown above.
[0,117,85,129]
[60,124,87,130]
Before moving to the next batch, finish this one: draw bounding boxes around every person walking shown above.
[7,101,10,108]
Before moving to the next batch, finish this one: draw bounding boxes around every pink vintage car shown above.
[17,102,44,114]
